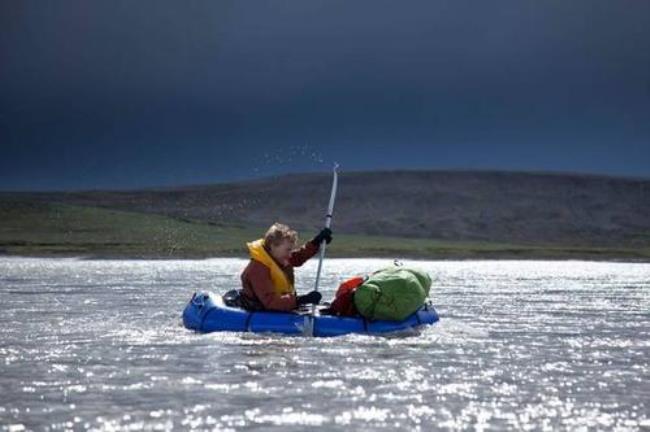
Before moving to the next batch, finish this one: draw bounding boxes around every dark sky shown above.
[1,1,649,190]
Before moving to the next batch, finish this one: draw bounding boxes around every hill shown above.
[1,170,649,259]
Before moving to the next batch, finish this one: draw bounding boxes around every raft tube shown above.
[182,292,439,337]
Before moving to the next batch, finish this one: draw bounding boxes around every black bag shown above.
[223,289,264,311]
[222,289,242,307]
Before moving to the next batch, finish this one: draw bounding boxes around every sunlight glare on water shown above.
[1,257,649,431]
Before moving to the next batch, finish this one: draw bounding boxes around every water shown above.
[1,257,649,431]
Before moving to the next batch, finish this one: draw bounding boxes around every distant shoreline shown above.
[2,170,648,264]
[2,250,648,263]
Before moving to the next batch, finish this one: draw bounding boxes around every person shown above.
[239,223,333,312]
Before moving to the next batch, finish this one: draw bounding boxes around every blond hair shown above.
[263,223,298,247]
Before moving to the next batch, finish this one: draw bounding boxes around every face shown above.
[269,239,295,266]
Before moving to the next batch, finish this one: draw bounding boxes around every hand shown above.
[297,291,322,305]
[312,227,333,245]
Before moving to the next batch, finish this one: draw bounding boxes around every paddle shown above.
[305,163,339,335]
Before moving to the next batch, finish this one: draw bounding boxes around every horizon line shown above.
[1,167,649,194]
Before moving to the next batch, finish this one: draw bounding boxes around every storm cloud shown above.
[1,1,649,189]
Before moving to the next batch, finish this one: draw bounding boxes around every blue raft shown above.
[182,292,440,337]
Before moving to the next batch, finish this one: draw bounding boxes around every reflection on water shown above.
[1,257,649,431]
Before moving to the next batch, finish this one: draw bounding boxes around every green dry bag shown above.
[353,266,432,321]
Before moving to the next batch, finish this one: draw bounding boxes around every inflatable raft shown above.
[182,292,439,337]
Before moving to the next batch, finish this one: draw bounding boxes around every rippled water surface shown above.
[1,257,649,431]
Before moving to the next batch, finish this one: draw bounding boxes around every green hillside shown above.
[1,200,648,260]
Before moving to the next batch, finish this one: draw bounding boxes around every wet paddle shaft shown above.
[313,163,339,307]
